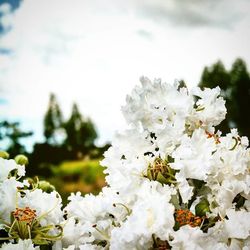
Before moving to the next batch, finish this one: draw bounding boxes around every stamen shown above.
[12,207,36,225]
[205,131,220,144]
[175,209,203,227]
[113,203,132,216]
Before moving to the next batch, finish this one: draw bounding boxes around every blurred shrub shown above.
[47,159,106,205]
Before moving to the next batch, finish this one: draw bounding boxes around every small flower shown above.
[1,205,62,245]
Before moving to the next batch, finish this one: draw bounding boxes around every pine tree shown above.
[200,60,230,91]
[80,118,98,149]
[64,103,82,150]
[43,93,63,144]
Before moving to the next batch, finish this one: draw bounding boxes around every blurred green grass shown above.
[47,159,106,205]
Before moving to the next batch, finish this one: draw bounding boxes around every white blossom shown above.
[225,209,250,239]
[0,239,39,250]
[0,158,25,182]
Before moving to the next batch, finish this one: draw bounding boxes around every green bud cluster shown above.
[146,158,177,185]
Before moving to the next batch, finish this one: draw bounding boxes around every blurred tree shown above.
[43,93,63,144]
[29,93,65,176]
[64,103,82,150]
[200,60,230,91]
[199,58,250,138]
[64,103,98,158]
[30,99,99,177]
[230,59,250,138]
[0,120,33,157]
[80,118,98,149]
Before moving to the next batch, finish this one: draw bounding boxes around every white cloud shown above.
[0,0,250,146]
[136,0,250,28]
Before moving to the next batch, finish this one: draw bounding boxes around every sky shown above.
[0,0,250,149]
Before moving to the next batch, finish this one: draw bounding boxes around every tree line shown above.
[43,93,98,157]
[0,94,109,177]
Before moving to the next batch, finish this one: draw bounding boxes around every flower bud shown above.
[156,172,169,185]
[15,155,29,165]
[0,151,9,159]
[38,180,55,193]
[195,199,210,216]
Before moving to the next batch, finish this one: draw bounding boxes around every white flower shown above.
[78,244,103,250]
[18,189,63,227]
[216,129,249,176]
[62,244,102,250]
[171,128,216,181]
[0,239,39,250]
[190,86,226,128]
[208,178,249,216]
[0,158,25,182]
[204,130,250,216]
[101,130,154,195]
[170,225,231,250]
[61,217,89,248]
[225,209,250,239]
[170,225,205,250]
[63,188,126,248]
[63,245,102,250]
[122,77,193,134]
[175,172,194,204]
[0,178,23,223]
[110,181,175,249]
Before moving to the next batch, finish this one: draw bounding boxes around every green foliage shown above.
[48,159,106,205]
[199,58,250,138]
[230,59,250,138]
[200,60,230,91]
[51,159,105,183]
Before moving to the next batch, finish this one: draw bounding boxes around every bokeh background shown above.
[0,0,250,204]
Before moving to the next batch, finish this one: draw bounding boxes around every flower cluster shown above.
[1,77,250,249]
[62,77,250,249]
[0,157,63,249]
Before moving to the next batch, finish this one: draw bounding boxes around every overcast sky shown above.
[0,0,250,148]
